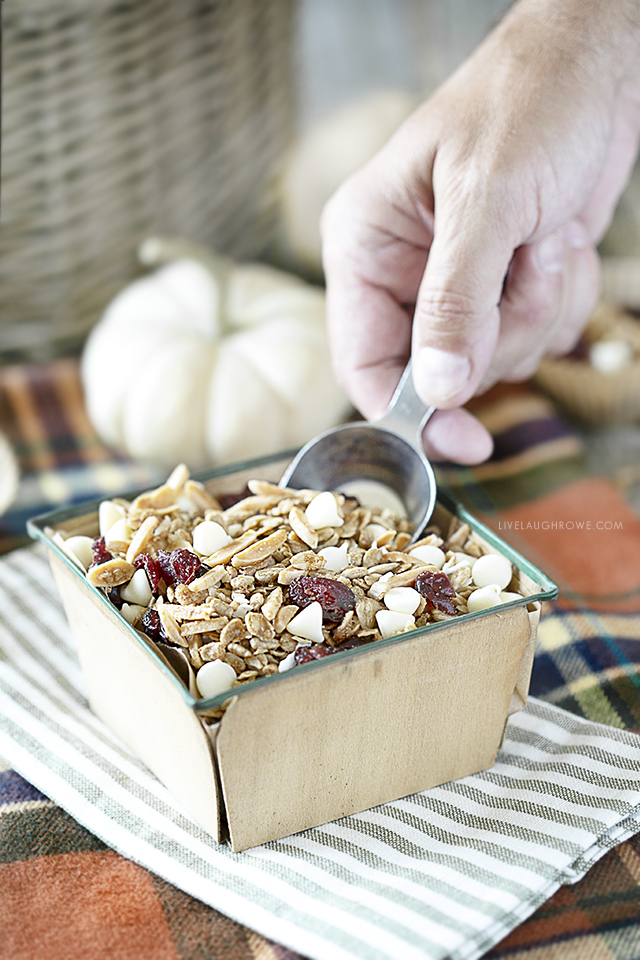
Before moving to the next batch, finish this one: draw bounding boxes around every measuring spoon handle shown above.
[374,362,436,451]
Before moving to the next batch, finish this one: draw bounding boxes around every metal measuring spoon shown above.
[280,363,437,541]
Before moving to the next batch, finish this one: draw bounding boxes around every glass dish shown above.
[28,449,558,715]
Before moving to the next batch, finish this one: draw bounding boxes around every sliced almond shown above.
[247,479,294,500]
[245,653,269,670]
[126,516,159,563]
[246,612,275,643]
[394,532,412,551]
[277,566,306,586]
[220,650,246,673]
[86,559,135,588]
[290,550,326,571]
[386,567,429,589]
[168,602,214,621]
[340,566,369,579]
[131,485,177,512]
[273,604,298,633]
[166,463,190,490]
[158,604,188,647]
[203,530,258,566]
[200,642,225,662]
[288,506,319,549]
[231,529,288,568]
[184,480,221,512]
[223,496,280,522]
[180,619,227,637]
[188,566,226,592]
[220,619,248,646]
[261,586,283,621]
[228,642,252,660]
[334,610,359,641]
[356,596,381,630]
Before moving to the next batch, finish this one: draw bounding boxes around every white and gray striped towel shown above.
[2,545,640,960]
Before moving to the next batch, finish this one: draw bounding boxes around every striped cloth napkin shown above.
[3,546,640,960]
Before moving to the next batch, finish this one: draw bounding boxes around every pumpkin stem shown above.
[138,236,231,323]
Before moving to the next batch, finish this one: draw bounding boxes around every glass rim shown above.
[28,450,558,714]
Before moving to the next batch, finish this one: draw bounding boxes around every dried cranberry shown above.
[156,549,201,586]
[293,636,371,667]
[415,570,457,616]
[335,636,371,652]
[134,553,162,594]
[294,644,332,665]
[140,609,165,643]
[107,587,123,609]
[156,551,174,584]
[217,485,251,510]
[90,536,112,567]
[288,576,356,623]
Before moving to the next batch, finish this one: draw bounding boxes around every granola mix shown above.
[53,465,521,702]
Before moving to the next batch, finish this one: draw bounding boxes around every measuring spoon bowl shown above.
[280,364,437,540]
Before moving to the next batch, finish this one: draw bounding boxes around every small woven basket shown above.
[534,300,640,425]
[1,0,295,359]
[534,358,640,424]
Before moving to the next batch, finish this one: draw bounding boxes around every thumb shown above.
[412,203,515,408]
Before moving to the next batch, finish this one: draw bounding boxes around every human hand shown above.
[321,0,640,463]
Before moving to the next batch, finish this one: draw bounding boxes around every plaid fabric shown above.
[2,359,640,959]
[0,359,163,555]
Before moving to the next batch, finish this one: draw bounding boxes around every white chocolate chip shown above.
[60,535,94,571]
[278,651,297,672]
[120,568,153,606]
[317,542,349,572]
[409,545,445,569]
[304,491,344,530]
[471,554,513,590]
[384,587,421,615]
[286,602,324,644]
[500,591,523,603]
[105,518,131,549]
[196,659,237,699]
[120,602,146,624]
[467,584,503,612]
[364,523,393,547]
[375,609,415,639]
[125,515,158,564]
[369,572,393,599]
[590,339,634,373]
[99,500,126,537]
[192,520,231,556]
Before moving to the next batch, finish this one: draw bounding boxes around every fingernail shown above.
[415,347,471,404]
[562,219,589,249]
[537,233,564,273]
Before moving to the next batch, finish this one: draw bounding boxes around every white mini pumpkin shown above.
[81,238,348,469]
[0,431,19,516]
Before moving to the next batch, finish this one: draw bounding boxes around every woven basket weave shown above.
[1,0,295,359]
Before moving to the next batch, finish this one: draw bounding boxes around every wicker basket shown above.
[1,0,295,359]
[534,302,640,424]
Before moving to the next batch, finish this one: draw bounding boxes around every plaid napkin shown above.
[0,359,163,553]
[3,547,640,960]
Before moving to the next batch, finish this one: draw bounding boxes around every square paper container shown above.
[28,452,558,852]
